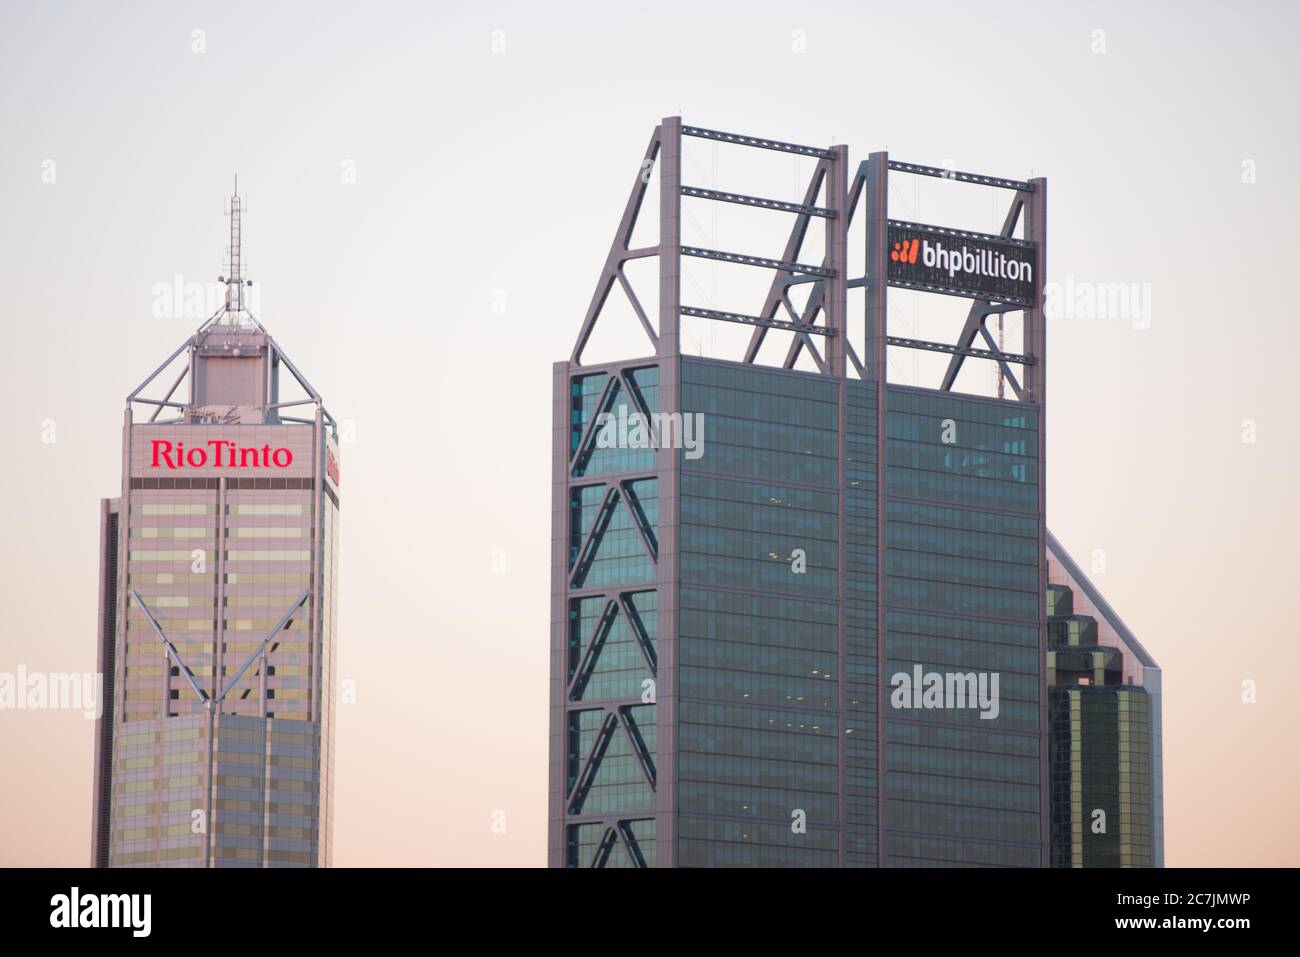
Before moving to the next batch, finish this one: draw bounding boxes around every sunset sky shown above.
[1,0,1297,866]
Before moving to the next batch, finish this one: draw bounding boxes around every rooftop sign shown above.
[887,220,1038,307]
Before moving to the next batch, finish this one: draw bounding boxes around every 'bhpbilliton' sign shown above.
[887,221,1037,307]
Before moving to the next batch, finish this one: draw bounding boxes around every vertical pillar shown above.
[864,152,889,866]
[655,116,682,867]
[658,117,681,360]
[864,153,889,383]
[825,144,849,865]
[1024,176,1049,866]
[1023,179,1046,402]
[90,499,115,867]
[825,145,848,376]
[304,409,318,719]
[261,717,272,867]
[206,481,225,868]
[1146,667,1164,867]
[547,361,570,867]
[115,409,132,868]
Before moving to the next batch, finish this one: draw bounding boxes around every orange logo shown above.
[891,238,919,264]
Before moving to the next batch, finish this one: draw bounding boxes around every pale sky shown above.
[1,0,1297,866]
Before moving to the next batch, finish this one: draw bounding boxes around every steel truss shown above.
[568,117,1045,400]
[127,189,338,434]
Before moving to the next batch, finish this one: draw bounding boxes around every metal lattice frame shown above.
[555,356,661,866]
[128,182,337,433]
[128,288,337,436]
[566,123,1043,396]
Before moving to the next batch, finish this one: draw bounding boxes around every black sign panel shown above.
[886,221,1038,306]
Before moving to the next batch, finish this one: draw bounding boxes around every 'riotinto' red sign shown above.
[150,439,293,469]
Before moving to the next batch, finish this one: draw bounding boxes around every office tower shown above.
[551,117,1159,868]
[91,189,341,867]
[1046,533,1163,867]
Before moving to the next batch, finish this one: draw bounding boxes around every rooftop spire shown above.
[220,176,250,318]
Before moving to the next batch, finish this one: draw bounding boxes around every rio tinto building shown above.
[91,191,341,867]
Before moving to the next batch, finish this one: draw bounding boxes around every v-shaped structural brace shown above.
[568,707,658,815]
[131,590,210,704]
[130,589,311,707]
[217,590,311,702]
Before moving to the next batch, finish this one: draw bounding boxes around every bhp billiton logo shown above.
[892,234,1033,284]
[890,238,920,265]
[150,439,293,469]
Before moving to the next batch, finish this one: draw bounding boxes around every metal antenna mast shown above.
[220,175,250,317]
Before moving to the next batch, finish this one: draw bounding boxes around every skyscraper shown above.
[1046,532,1163,868]
[549,118,1161,867]
[91,188,341,867]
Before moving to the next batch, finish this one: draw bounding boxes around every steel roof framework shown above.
[568,117,1045,403]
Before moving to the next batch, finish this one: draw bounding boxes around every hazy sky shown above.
[1,0,1297,866]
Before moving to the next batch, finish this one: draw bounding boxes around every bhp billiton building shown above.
[549,118,1162,867]
[91,193,340,867]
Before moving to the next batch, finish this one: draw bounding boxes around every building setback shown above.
[1046,532,1163,867]
[91,191,340,867]
[549,118,1161,867]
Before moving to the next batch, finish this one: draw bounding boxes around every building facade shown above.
[1046,533,1163,868]
[91,194,340,867]
[549,118,1161,867]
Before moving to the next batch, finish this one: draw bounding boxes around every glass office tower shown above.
[91,194,340,867]
[1046,534,1163,868]
[550,117,1160,867]
[676,361,851,866]
[881,387,1043,867]
[556,361,1049,866]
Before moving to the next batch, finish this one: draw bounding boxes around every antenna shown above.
[218,175,253,320]
[199,177,268,339]
[226,175,243,314]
